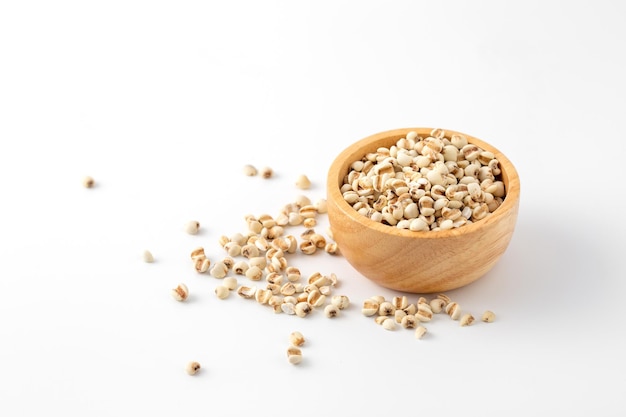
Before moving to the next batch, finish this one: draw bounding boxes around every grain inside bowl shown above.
[326,127,520,293]
[340,128,506,231]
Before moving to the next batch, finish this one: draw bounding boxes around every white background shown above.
[1,1,625,415]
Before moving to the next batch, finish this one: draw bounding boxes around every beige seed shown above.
[243,164,257,176]
[194,257,211,273]
[295,291,309,303]
[401,314,417,329]
[378,301,395,316]
[253,236,270,252]
[265,225,284,240]
[382,317,397,331]
[445,302,462,320]
[288,212,303,226]
[299,240,317,255]
[415,304,433,322]
[268,295,284,306]
[222,256,235,269]
[275,213,289,227]
[185,361,201,375]
[451,134,468,149]
[271,255,288,272]
[289,331,305,346]
[301,282,316,293]
[404,303,417,315]
[247,219,263,234]
[292,282,304,294]
[287,346,303,365]
[309,233,327,249]
[324,242,340,255]
[307,290,326,308]
[255,288,272,304]
[439,219,454,230]
[281,302,296,315]
[258,214,275,228]
[300,228,315,240]
[190,247,205,260]
[209,262,228,279]
[295,302,312,318]
[409,218,429,232]
[265,271,283,285]
[414,325,427,339]
[462,144,481,161]
[295,194,312,207]
[241,243,259,258]
[418,297,430,307]
[222,277,238,290]
[280,282,296,296]
[266,261,279,276]
[315,198,328,214]
[405,131,418,142]
[266,283,280,295]
[248,256,267,269]
[429,298,446,313]
[362,299,380,316]
[218,235,230,247]
[185,220,200,235]
[295,174,312,189]
[260,166,273,179]
[265,247,282,260]
[215,285,229,299]
[437,293,451,305]
[142,250,154,263]
[392,296,409,310]
[270,237,290,252]
[224,242,241,257]
[299,204,317,219]
[331,295,350,310]
[324,304,340,318]
[281,202,299,214]
[233,260,249,275]
[430,127,445,139]
[283,295,298,305]
[285,235,298,253]
[375,315,389,325]
[307,272,329,287]
[481,310,496,323]
[171,283,189,301]
[394,309,407,323]
[303,217,317,229]
[82,176,95,188]
[328,272,339,287]
[460,313,475,327]
[237,285,256,299]
[285,266,301,282]
[319,285,332,296]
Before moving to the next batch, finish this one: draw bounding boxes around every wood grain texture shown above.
[327,128,520,293]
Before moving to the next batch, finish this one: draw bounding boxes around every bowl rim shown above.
[327,127,521,240]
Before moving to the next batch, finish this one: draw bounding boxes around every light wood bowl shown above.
[327,127,520,293]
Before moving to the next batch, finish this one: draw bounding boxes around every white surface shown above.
[1,1,625,415]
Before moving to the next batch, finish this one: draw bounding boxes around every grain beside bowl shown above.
[326,127,520,293]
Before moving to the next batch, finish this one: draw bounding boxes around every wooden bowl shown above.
[326,127,520,293]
